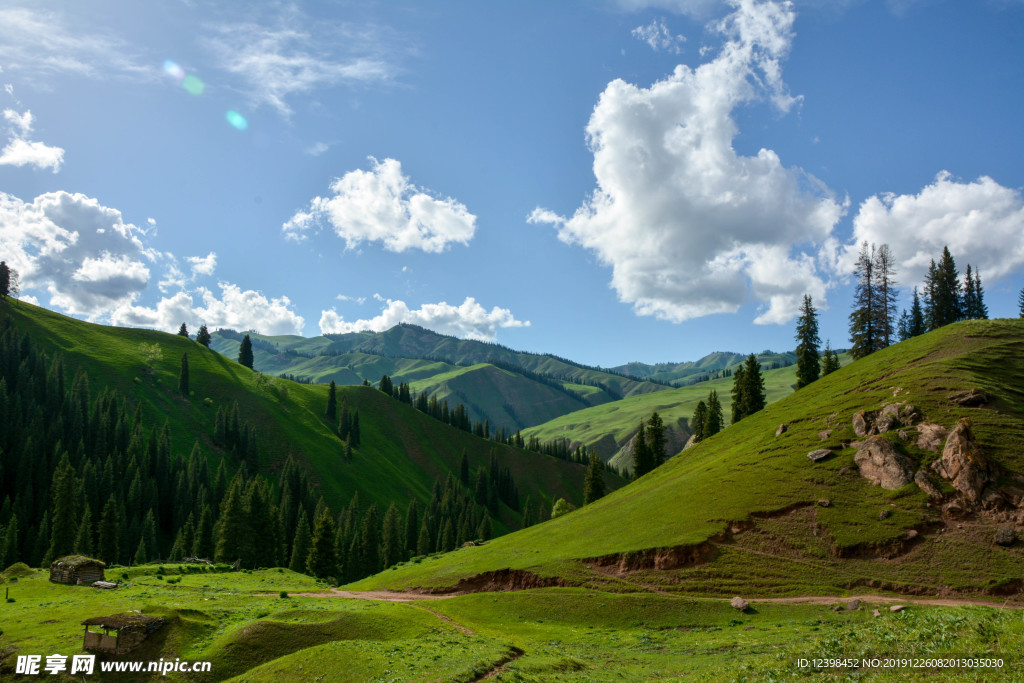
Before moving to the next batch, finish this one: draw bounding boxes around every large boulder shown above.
[852,410,877,437]
[950,389,992,407]
[914,470,944,501]
[731,596,749,611]
[854,437,916,489]
[931,419,994,503]
[916,423,949,452]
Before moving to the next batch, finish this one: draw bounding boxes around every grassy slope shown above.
[3,300,608,526]
[613,349,797,385]
[522,356,842,469]
[353,319,1024,592]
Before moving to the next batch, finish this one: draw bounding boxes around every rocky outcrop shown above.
[950,389,992,407]
[775,423,789,437]
[854,437,915,489]
[931,419,994,503]
[807,449,832,462]
[916,423,949,452]
[914,470,944,501]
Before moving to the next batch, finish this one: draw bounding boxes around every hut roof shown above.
[52,555,106,569]
[81,613,166,631]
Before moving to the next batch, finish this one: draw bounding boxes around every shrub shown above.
[279,591,289,599]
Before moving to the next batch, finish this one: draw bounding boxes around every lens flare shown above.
[225,110,248,131]
[163,59,185,81]
[182,75,204,96]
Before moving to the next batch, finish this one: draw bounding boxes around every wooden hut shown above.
[82,613,166,654]
[49,555,106,585]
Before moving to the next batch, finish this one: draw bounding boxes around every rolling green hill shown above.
[1,300,614,531]
[612,349,799,386]
[353,319,1024,595]
[207,324,670,433]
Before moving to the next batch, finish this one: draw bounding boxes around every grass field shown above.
[1,567,1019,681]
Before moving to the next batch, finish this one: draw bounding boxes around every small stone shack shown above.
[82,613,167,655]
[49,555,105,585]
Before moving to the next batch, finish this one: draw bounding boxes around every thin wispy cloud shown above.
[204,8,398,118]
[632,18,687,53]
[0,7,153,82]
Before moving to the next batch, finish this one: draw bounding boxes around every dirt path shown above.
[271,588,1022,610]
[415,605,475,635]
[473,647,525,682]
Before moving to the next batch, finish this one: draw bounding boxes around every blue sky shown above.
[1,0,1022,367]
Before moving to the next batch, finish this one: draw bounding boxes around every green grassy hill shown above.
[523,355,850,472]
[613,349,799,386]
[353,319,1024,595]
[208,324,670,433]
[2,300,612,529]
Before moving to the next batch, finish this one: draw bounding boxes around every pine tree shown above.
[583,450,605,504]
[179,353,189,396]
[961,266,988,320]
[632,421,652,479]
[794,294,821,389]
[646,412,666,467]
[98,495,120,565]
[134,536,148,565]
[196,324,211,347]
[306,507,338,579]
[872,244,898,348]
[730,362,747,424]
[459,450,470,487]
[927,246,961,329]
[403,500,419,559]
[381,503,402,569]
[974,270,988,319]
[820,340,840,375]
[177,323,189,337]
[48,453,79,561]
[214,477,251,565]
[325,381,337,421]
[238,334,254,369]
[73,505,94,556]
[741,352,765,417]
[0,261,9,299]
[691,401,707,443]
[849,241,879,359]
[288,508,311,573]
[705,390,723,437]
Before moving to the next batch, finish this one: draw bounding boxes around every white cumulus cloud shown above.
[111,283,305,336]
[841,171,1024,286]
[284,157,477,253]
[0,108,64,172]
[530,0,844,325]
[0,190,154,317]
[319,297,528,341]
[187,252,217,276]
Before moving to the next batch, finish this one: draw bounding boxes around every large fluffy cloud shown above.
[0,190,304,334]
[112,283,305,336]
[284,157,477,253]
[0,109,65,172]
[530,0,844,325]
[319,297,528,341]
[0,190,154,316]
[842,171,1024,287]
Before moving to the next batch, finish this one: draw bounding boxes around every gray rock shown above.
[852,410,877,437]
[890,605,905,613]
[876,414,899,433]
[943,500,965,517]
[818,429,833,441]
[776,423,789,437]
[854,437,916,489]
[994,527,1017,546]
[898,429,910,441]
[905,529,919,540]
[872,609,881,617]
[950,389,992,407]
[807,448,832,463]
[916,423,949,453]
[879,403,902,418]
[931,419,994,502]
[914,470,944,501]
[837,466,853,476]
[899,404,922,425]
[731,596,749,611]
[878,509,892,520]
[846,599,861,610]
[817,499,831,507]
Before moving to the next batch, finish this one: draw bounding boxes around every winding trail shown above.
[270,588,1022,609]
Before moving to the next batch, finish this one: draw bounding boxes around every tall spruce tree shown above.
[632,421,652,479]
[0,261,9,298]
[583,450,605,504]
[325,381,337,421]
[237,334,254,369]
[705,390,723,437]
[196,324,212,347]
[872,244,898,348]
[733,354,765,420]
[848,241,879,359]
[47,454,79,562]
[691,401,707,443]
[288,508,312,573]
[381,503,402,569]
[820,340,840,375]
[179,353,190,396]
[177,323,189,337]
[98,495,120,565]
[900,287,926,340]
[646,412,667,467]
[794,294,821,389]
[306,507,338,579]
[73,505,94,556]
[926,246,961,329]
